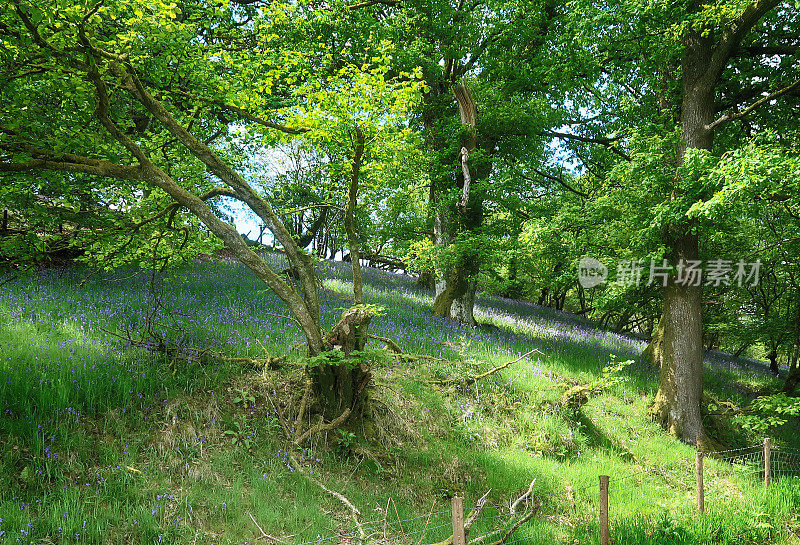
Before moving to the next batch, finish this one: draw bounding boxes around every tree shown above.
[0,0,416,418]
[556,0,799,443]
[335,0,559,325]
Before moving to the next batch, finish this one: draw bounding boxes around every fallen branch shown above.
[102,326,286,370]
[485,502,540,545]
[428,479,538,545]
[368,333,404,354]
[294,407,352,446]
[286,450,366,544]
[247,512,289,544]
[465,489,492,537]
[430,349,544,386]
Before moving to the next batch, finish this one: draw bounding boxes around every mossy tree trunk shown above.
[649,234,705,443]
[430,83,484,326]
[311,306,374,420]
[646,0,782,442]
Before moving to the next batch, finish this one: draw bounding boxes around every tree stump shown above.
[311,306,374,421]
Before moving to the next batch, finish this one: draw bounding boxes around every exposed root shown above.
[294,407,353,446]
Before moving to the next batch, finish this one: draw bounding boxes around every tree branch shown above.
[118,64,322,331]
[0,137,149,180]
[540,130,631,161]
[347,0,400,9]
[528,169,588,198]
[169,89,311,134]
[703,0,782,89]
[706,78,800,132]
[737,44,799,56]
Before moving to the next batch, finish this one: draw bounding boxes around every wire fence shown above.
[283,440,800,545]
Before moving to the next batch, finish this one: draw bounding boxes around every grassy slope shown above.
[0,257,798,545]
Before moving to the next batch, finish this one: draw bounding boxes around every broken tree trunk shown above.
[431,82,482,326]
[310,306,374,421]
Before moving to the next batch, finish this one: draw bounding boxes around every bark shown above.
[767,350,780,376]
[344,127,366,305]
[647,27,715,445]
[312,306,374,420]
[650,233,705,443]
[430,83,483,325]
[433,259,478,323]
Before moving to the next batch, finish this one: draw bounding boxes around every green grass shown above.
[0,259,798,544]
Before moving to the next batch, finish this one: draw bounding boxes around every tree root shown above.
[294,407,353,446]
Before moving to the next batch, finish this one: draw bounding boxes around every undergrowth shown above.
[0,259,798,544]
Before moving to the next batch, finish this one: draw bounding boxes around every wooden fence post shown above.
[452,496,466,545]
[696,451,705,513]
[764,437,771,489]
[600,475,609,545]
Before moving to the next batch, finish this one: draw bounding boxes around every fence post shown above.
[599,475,609,545]
[452,496,466,545]
[696,450,705,513]
[764,437,771,489]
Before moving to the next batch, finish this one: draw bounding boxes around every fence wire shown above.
[287,442,799,545]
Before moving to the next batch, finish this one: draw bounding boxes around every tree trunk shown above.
[345,127,366,305]
[433,258,478,324]
[647,29,714,444]
[767,350,780,376]
[429,83,483,326]
[417,269,436,290]
[312,306,374,420]
[649,233,705,442]
[537,287,550,306]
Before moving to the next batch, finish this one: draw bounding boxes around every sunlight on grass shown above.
[0,259,798,544]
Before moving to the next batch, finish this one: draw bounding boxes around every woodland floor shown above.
[0,256,799,544]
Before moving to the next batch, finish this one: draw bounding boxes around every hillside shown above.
[1,257,799,544]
